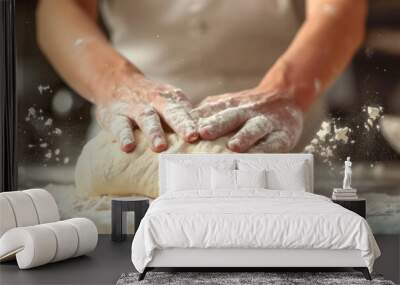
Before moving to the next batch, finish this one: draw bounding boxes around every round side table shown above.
[111,197,149,242]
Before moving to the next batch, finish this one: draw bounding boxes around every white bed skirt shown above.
[148,248,366,268]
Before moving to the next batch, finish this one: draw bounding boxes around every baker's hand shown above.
[96,73,199,153]
[191,87,303,153]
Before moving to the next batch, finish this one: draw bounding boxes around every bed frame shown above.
[139,154,372,281]
[140,248,371,280]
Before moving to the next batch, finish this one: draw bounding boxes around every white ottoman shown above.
[0,189,98,269]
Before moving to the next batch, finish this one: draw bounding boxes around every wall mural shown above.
[15,1,400,234]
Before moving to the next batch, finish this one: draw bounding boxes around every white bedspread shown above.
[131,190,380,272]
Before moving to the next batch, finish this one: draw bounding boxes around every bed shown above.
[131,154,380,280]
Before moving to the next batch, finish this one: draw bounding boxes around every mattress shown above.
[131,190,380,273]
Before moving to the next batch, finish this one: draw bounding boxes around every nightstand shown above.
[332,198,366,218]
[111,197,149,242]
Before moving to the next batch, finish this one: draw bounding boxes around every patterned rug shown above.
[116,271,396,285]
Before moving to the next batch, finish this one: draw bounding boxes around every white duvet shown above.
[131,190,380,273]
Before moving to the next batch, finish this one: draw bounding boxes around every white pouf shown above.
[0,196,17,237]
[24,188,60,223]
[42,221,79,262]
[0,189,98,269]
[1,191,39,227]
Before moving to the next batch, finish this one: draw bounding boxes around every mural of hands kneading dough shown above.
[36,0,367,197]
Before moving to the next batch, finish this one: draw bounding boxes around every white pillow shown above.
[167,160,236,192]
[267,162,306,191]
[238,160,307,191]
[236,169,267,189]
[167,163,211,191]
[211,168,236,190]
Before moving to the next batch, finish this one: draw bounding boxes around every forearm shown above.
[36,0,141,105]
[259,0,367,111]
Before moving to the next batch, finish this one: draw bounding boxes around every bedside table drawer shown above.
[332,199,366,218]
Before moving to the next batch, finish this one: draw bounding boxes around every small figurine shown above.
[343,157,352,190]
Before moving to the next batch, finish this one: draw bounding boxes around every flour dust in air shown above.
[304,105,383,168]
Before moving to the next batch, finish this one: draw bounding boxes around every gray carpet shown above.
[116,272,396,285]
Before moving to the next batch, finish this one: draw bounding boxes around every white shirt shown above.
[100,0,324,148]
[101,0,301,103]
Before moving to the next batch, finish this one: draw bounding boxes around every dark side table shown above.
[112,197,149,242]
[332,198,366,218]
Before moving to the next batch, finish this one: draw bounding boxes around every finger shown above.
[190,99,235,119]
[162,101,199,143]
[133,106,168,152]
[109,115,136,152]
[171,88,193,110]
[227,115,274,153]
[248,130,292,153]
[198,106,251,140]
[190,101,228,119]
[156,89,199,142]
[96,107,136,153]
[159,89,190,106]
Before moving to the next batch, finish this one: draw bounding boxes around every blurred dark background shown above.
[16,0,91,172]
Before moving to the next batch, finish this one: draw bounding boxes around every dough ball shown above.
[75,131,231,198]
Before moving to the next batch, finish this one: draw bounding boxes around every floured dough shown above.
[75,131,231,198]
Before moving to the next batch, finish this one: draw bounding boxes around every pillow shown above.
[238,160,307,191]
[167,163,210,191]
[167,160,236,192]
[236,169,267,189]
[211,168,236,190]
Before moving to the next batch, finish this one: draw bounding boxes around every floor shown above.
[0,235,399,285]
[0,235,133,285]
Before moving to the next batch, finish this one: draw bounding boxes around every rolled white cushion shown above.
[0,226,57,269]
[236,169,267,189]
[64,218,98,257]
[23,189,60,223]
[1,192,39,227]
[42,221,79,262]
[0,196,17,237]
[0,218,98,269]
